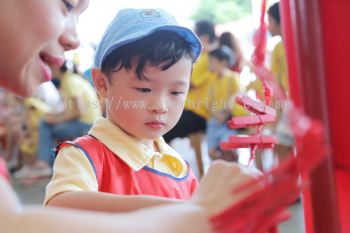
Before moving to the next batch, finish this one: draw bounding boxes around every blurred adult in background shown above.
[268,2,289,95]
[206,45,246,162]
[219,32,244,73]
[14,62,102,179]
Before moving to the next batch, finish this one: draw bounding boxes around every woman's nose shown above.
[59,18,80,51]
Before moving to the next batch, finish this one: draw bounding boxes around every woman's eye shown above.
[171,91,184,96]
[135,88,151,93]
[62,0,74,12]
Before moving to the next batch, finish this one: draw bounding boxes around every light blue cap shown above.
[94,8,202,68]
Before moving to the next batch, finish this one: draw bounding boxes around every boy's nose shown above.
[148,99,168,114]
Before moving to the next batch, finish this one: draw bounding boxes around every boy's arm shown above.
[47,191,182,213]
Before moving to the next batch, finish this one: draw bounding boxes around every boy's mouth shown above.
[145,120,165,130]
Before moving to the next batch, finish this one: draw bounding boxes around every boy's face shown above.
[209,56,228,74]
[94,57,192,142]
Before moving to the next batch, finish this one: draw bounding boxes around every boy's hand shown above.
[191,161,261,216]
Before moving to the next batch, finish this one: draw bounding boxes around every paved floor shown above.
[11,137,306,233]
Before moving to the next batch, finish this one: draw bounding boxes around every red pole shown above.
[318,0,350,231]
[318,0,350,172]
[280,0,341,232]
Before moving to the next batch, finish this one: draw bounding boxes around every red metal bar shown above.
[318,1,350,231]
[281,0,341,232]
[318,0,350,170]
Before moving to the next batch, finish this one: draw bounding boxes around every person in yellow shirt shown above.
[268,2,294,160]
[164,20,217,142]
[248,2,293,170]
[206,46,245,161]
[17,82,61,170]
[14,62,102,179]
[19,98,53,167]
[247,2,289,99]
[268,2,289,96]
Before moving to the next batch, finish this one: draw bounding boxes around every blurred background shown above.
[0,1,304,232]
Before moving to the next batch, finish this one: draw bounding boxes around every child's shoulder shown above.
[58,135,103,155]
[224,69,240,79]
[73,135,102,148]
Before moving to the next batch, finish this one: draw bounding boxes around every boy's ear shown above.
[92,68,108,98]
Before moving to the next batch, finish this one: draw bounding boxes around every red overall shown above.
[56,135,198,199]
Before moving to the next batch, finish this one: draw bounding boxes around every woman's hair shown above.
[101,30,196,81]
[268,2,281,25]
[209,45,235,67]
[219,32,240,54]
[218,32,242,69]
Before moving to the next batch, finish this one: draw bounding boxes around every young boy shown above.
[206,45,246,161]
[44,8,202,211]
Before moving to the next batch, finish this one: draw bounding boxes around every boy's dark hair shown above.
[101,30,196,81]
[268,2,281,25]
[209,45,235,67]
[194,20,216,43]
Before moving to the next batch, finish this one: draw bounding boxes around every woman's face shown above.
[0,0,89,97]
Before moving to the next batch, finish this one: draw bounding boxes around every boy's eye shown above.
[135,88,151,93]
[62,0,74,12]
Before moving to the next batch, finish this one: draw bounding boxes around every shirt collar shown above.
[88,117,185,172]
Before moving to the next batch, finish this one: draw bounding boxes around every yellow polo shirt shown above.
[247,41,289,98]
[44,117,189,205]
[208,70,246,117]
[185,53,217,120]
[271,41,289,95]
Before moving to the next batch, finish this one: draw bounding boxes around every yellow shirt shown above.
[20,98,51,155]
[185,53,217,120]
[247,41,289,99]
[44,117,188,205]
[23,97,51,128]
[271,41,289,95]
[60,73,101,124]
[208,70,246,117]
